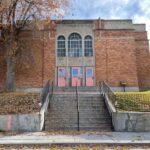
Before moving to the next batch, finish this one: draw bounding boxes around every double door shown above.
[58,67,94,87]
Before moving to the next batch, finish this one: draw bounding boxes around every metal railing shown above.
[100,81,150,112]
[100,81,117,106]
[40,80,50,106]
[50,81,54,98]
[40,80,54,107]
[76,82,80,131]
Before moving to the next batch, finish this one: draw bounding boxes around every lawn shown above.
[113,91,150,112]
[0,92,40,115]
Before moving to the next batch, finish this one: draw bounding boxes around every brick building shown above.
[0,19,150,91]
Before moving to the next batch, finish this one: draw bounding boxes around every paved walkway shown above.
[0,132,150,145]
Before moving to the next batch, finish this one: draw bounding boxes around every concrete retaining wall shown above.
[104,94,150,132]
[0,93,50,132]
[0,113,40,132]
[112,112,150,132]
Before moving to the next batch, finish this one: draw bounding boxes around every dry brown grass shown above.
[0,145,150,150]
[0,92,40,115]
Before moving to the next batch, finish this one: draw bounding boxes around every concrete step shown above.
[53,86,100,92]
[51,97,77,100]
[45,127,79,131]
[46,115,111,119]
[45,118,111,126]
[47,110,108,114]
[45,125,112,130]
[78,94,101,98]
[47,111,110,116]
[45,127,112,131]
[79,109,109,113]
[78,126,112,130]
[45,121,77,125]
[45,123,112,129]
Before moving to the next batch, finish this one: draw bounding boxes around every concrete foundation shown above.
[111,86,139,92]
[16,88,42,93]
[0,113,40,132]
[112,112,150,132]
[104,94,150,132]
[0,93,50,132]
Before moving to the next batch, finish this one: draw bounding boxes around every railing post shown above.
[100,81,104,96]
[51,81,54,96]
[76,82,80,131]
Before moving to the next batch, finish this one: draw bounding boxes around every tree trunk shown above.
[5,56,16,91]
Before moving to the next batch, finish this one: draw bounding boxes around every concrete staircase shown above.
[45,87,112,131]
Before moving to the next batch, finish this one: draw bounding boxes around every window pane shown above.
[86,69,92,77]
[57,36,66,57]
[59,69,65,77]
[84,35,93,57]
[80,67,83,77]
[68,33,82,57]
[73,69,78,77]
[67,67,70,78]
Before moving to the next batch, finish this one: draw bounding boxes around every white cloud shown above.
[66,0,150,49]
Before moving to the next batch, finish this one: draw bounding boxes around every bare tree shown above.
[0,0,69,91]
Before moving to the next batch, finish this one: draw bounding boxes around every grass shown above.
[113,91,150,112]
[115,91,150,94]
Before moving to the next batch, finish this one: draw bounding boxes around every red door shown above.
[58,67,66,87]
[72,67,81,86]
[86,67,94,86]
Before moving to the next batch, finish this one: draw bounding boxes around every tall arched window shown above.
[57,36,66,57]
[84,35,93,57]
[68,33,82,57]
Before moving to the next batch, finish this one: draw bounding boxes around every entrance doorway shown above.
[58,67,66,87]
[72,67,82,86]
[86,67,94,86]
[57,67,94,87]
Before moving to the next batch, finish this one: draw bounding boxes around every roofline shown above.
[53,19,133,21]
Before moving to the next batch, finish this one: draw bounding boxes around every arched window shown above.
[68,33,82,57]
[84,35,93,57]
[57,36,66,57]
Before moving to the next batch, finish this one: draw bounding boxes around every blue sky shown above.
[65,0,150,46]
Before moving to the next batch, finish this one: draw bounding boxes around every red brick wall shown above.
[15,35,43,88]
[43,30,55,85]
[95,29,139,87]
[16,29,56,88]
[0,29,56,89]
[134,32,150,88]
[0,21,150,89]
[0,47,6,89]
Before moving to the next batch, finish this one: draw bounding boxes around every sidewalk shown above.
[0,132,150,145]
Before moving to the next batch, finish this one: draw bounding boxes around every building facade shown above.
[0,19,150,91]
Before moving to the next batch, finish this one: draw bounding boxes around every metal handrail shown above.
[41,80,50,107]
[76,82,80,131]
[99,81,117,105]
[100,81,150,112]
[51,81,54,97]
[48,80,54,109]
